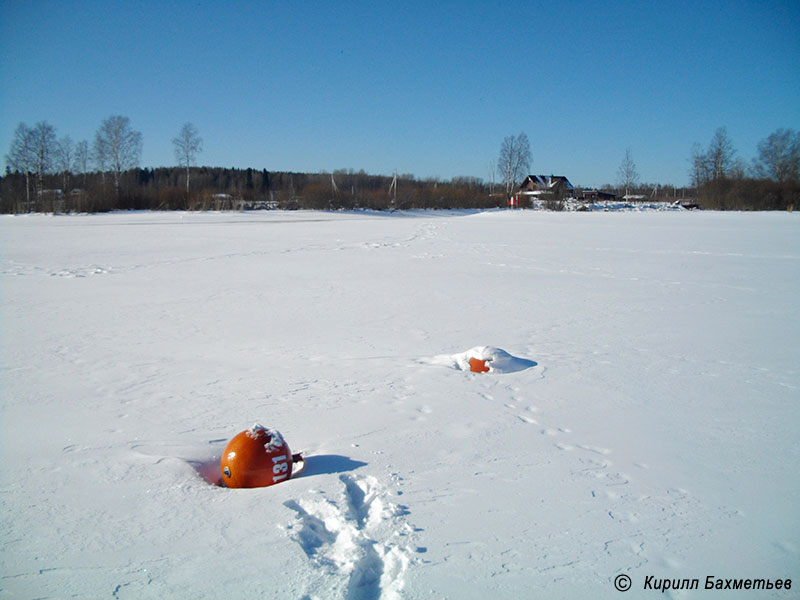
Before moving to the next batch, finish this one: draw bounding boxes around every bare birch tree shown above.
[94,115,142,196]
[689,142,711,189]
[617,148,640,197]
[30,121,57,195]
[707,127,736,180]
[5,122,35,209]
[498,132,532,198]
[74,140,90,189]
[690,127,738,189]
[56,135,74,193]
[172,122,203,193]
[752,128,800,182]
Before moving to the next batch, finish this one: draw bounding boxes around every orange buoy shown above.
[220,424,294,488]
[469,357,491,373]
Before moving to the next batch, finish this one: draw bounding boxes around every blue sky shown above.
[1,0,798,187]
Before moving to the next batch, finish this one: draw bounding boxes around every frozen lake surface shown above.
[2,209,798,598]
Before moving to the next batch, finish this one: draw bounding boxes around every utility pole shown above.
[389,169,397,209]
[329,173,340,210]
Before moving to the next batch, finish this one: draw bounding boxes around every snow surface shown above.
[1,209,798,599]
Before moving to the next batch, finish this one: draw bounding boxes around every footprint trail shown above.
[284,474,416,600]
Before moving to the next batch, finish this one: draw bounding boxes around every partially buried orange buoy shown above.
[469,357,491,373]
[220,424,294,488]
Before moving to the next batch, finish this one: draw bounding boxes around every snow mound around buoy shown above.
[422,346,537,374]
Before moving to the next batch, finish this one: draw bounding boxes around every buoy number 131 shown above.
[272,455,289,483]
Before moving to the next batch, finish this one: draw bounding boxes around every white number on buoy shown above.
[272,455,289,482]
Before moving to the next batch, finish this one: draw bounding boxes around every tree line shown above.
[2,116,798,213]
[687,127,799,210]
[491,127,798,211]
[1,116,499,213]
[0,164,503,214]
[611,127,798,210]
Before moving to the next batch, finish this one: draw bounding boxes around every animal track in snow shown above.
[775,540,798,554]
[3,261,113,277]
[541,426,571,436]
[576,444,611,455]
[284,474,415,600]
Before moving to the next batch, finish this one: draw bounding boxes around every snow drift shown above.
[421,345,538,374]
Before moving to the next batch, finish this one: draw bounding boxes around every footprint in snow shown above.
[284,474,415,600]
[516,415,538,424]
[576,444,611,455]
[541,426,571,436]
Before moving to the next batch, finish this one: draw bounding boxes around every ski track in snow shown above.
[284,474,416,600]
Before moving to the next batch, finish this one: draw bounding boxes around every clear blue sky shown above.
[1,0,798,187]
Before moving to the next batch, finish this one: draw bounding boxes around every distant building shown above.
[519,175,575,198]
[579,189,617,201]
[509,175,574,208]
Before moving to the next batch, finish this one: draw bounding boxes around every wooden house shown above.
[518,175,575,199]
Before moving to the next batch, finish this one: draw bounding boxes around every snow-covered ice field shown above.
[1,209,798,599]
